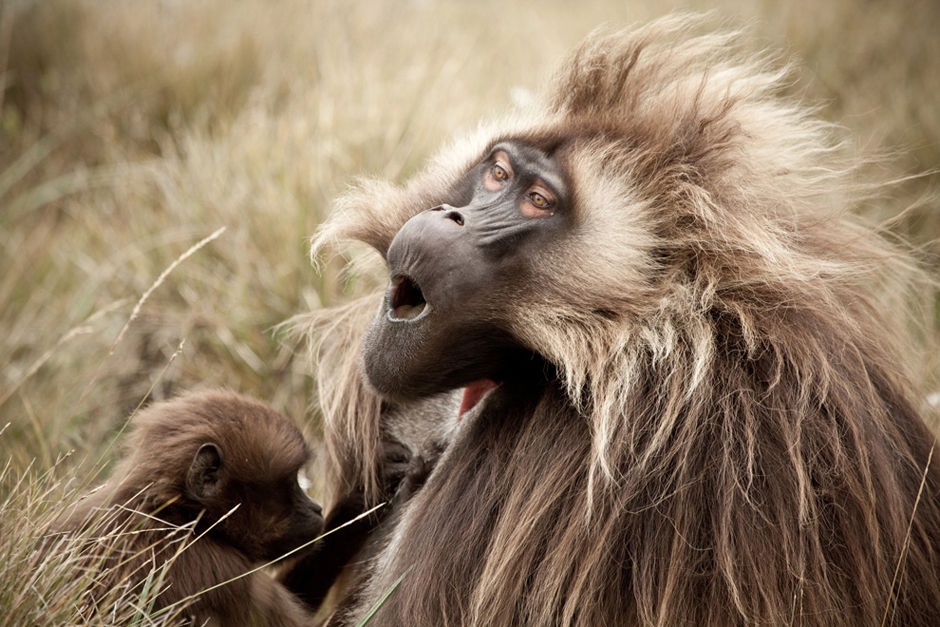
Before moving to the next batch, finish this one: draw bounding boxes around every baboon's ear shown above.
[186,442,224,501]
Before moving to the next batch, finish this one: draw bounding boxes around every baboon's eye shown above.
[529,191,550,208]
[521,184,556,218]
[484,151,513,191]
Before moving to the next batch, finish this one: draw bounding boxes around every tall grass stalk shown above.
[1,0,937,623]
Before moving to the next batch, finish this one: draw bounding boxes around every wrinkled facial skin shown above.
[363,141,568,399]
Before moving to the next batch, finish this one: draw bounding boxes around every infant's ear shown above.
[186,442,224,501]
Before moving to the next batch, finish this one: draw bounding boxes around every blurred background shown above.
[1,0,938,475]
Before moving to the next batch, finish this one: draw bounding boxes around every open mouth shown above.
[387,275,429,321]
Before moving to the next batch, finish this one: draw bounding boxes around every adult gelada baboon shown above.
[307,17,940,626]
[52,391,324,626]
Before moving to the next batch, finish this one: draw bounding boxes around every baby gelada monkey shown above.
[53,390,323,626]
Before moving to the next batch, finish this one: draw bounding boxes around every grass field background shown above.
[1,0,938,623]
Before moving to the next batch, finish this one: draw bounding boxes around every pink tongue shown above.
[458,379,498,420]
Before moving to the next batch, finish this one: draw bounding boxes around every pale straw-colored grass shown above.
[1,0,937,622]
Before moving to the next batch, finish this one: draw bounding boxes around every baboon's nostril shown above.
[444,211,465,226]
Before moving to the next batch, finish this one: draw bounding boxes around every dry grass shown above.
[1,455,189,625]
[1,0,938,623]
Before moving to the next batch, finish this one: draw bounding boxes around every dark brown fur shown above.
[307,17,940,626]
[52,390,322,626]
[282,393,455,616]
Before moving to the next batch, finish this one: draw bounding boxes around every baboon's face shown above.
[186,431,325,563]
[220,464,324,562]
[363,140,568,404]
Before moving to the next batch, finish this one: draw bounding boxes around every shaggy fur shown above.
[51,391,316,626]
[307,17,940,626]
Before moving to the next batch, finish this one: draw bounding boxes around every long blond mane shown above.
[307,16,939,625]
